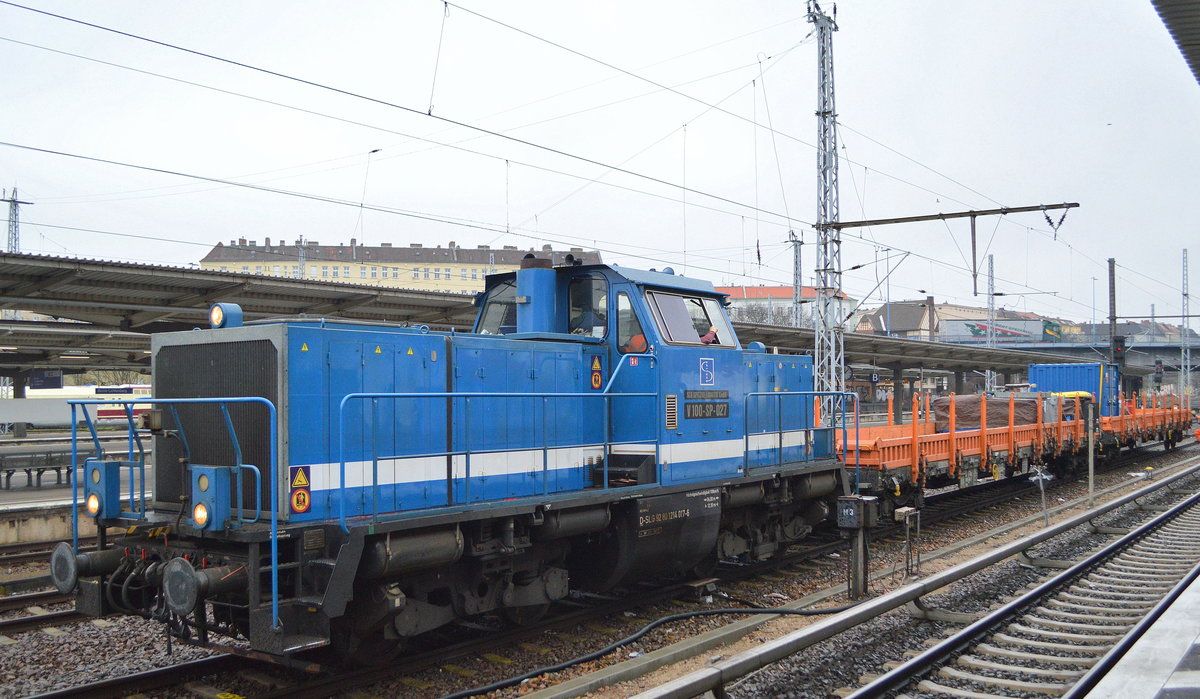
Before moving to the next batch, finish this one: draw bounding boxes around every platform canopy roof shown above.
[0,253,480,332]
[1154,0,1200,85]
[731,322,1125,376]
[0,252,1116,375]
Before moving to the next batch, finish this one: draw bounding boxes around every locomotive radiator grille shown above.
[665,394,678,430]
[153,339,279,512]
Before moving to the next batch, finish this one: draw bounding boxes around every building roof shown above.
[202,239,601,267]
[860,301,932,333]
[716,285,848,300]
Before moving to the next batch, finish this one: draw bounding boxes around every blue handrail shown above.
[68,396,281,630]
[335,390,657,533]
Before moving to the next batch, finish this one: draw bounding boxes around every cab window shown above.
[647,291,734,346]
[477,279,517,334]
[568,275,608,337]
[616,292,647,354]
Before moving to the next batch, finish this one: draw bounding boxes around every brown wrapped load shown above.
[932,393,1090,432]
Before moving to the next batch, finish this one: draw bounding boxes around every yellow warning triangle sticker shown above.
[291,469,310,488]
[591,357,601,370]
[374,346,382,354]
[406,347,414,355]
[300,343,309,351]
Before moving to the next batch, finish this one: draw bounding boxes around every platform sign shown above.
[28,369,63,390]
[289,466,311,513]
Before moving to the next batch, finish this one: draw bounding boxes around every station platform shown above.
[1090,566,1200,698]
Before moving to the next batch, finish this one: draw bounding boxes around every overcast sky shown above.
[1,1,1196,327]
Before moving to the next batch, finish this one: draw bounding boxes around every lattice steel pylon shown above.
[3,188,31,254]
[808,1,843,402]
[1183,249,1191,401]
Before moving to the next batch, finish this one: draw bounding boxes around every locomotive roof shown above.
[485,262,726,297]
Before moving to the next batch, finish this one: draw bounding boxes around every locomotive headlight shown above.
[193,503,210,528]
[208,303,243,329]
[197,474,209,492]
[86,493,101,516]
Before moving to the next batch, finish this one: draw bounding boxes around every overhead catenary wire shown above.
[0,1,803,226]
[0,34,801,211]
[0,0,1014,245]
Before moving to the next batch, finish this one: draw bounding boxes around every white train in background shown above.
[0,384,151,431]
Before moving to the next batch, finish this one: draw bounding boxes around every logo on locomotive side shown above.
[699,358,715,386]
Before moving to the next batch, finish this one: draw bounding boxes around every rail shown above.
[67,396,281,629]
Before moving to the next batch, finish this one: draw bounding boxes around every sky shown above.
[1,1,1197,328]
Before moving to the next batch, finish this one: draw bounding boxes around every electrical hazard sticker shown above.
[290,488,311,513]
[591,356,601,371]
[290,466,310,489]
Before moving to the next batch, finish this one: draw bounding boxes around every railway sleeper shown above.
[975,642,1099,667]
[1092,565,1192,580]
[1031,606,1144,624]
[1118,551,1192,564]
[1045,598,1153,615]
[1065,583,1165,598]
[936,665,1071,695]
[957,653,1087,680]
[1021,613,1133,633]
[991,631,1114,654]
[1007,622,1125,643]
[1105,560,1197,575]
[1085,572,1177,587]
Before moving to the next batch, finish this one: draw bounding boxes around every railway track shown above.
[850,487,1200,698]
[0,609,84,635]
[19,442,1191,698]
[25,656,244,699]
[0,538,96,566]
[0,588,73,613]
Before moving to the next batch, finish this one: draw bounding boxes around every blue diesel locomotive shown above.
[51,257,851,662]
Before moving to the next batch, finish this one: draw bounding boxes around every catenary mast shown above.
[808,1,843,401]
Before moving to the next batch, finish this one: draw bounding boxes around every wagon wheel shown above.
[689,543,719,578]
[503,603,551,626]
[326,619,406,666]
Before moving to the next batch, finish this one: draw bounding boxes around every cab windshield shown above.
[646,291,734,346]
[476,279,517,334]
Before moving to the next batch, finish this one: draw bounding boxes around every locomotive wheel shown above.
[328,620,406,666]
[502,603,550,626]
[690,544,719,578]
